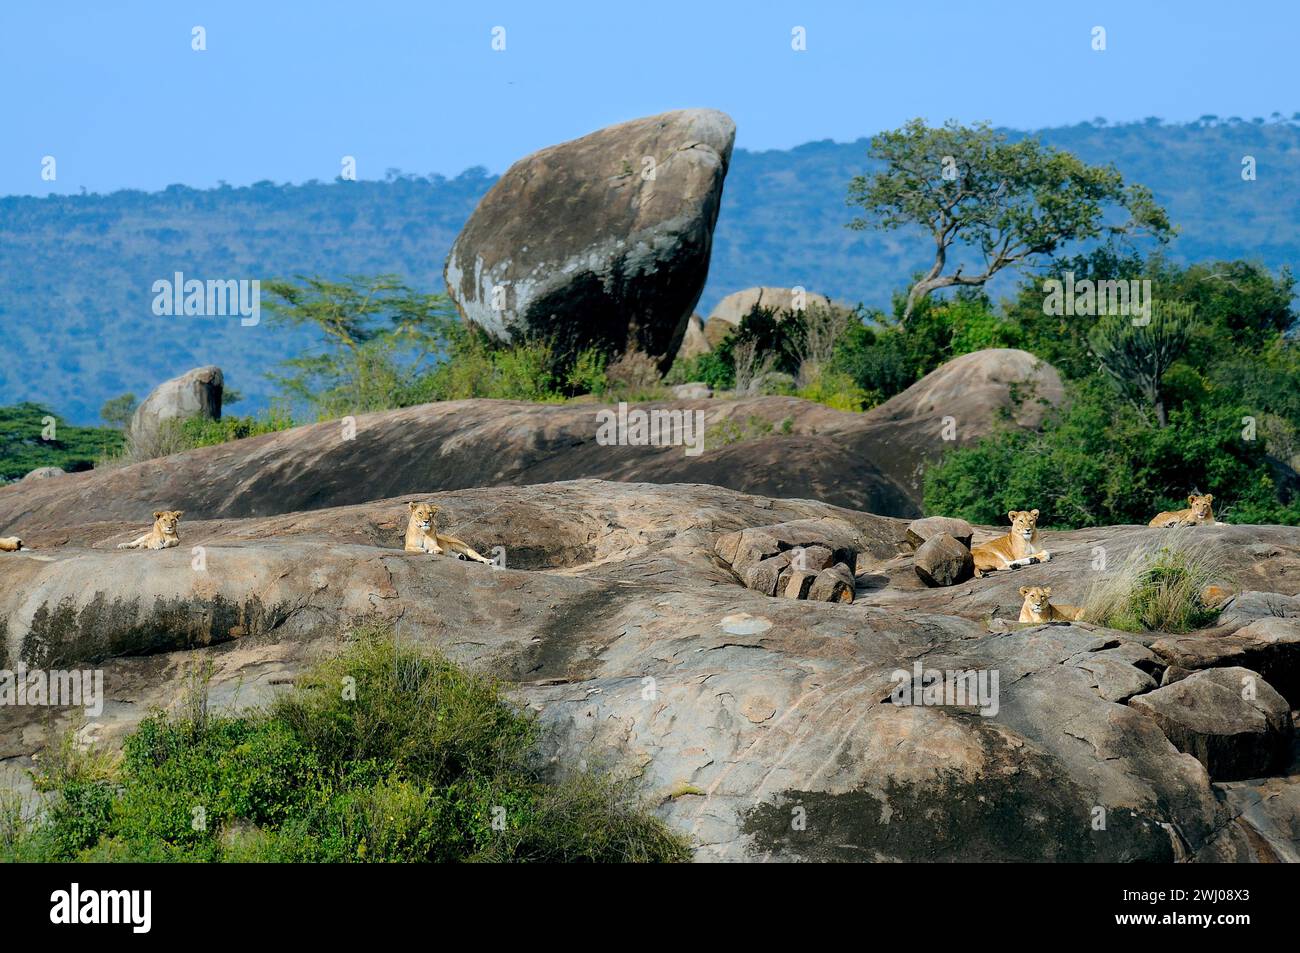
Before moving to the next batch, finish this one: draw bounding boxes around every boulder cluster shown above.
[715,518,858,603]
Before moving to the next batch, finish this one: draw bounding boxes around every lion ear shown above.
[407,502,418,511]
[153,511,165,519]
[1188,494,1197,505]
[1019,586,1030,597]
[1205,494,1213,503]
[1043,587,1052,597]
[427,503,440,513]
[173,511,184,519]
[1030,509,1039,518]
[1007,510,1018,521]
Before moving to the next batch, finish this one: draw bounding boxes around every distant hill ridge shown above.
[3,116,1298,423]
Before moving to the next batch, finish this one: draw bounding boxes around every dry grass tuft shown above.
[1081,530,1235,633]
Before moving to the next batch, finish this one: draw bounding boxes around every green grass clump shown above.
[1082,534,1234,633]
[794,368,875,412]
[116,408,297,462]
[705,414,795,449]
[2,629,690,863]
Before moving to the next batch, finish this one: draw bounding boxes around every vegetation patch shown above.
[923,254,1300,528]
[0,403,123,481]
[1081,535,1234,633]
[1,627,690,863]
[705,414,794,449]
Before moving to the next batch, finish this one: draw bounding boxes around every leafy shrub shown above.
[706,414,793,449]
[119,407,296,462]
[174,409,297,449]
[264,275,459,418]
[666,350,736,391]
[3,627,689,864]
[827,291,1005,401]
[566,348,609,395]
[795,368,873,412]
[704,306,804,393]
[923,378,1300,528]
[0,403,124,480]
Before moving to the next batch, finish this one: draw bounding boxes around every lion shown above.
[0,536,22,552]
[1018,585,1083,623]
[972,509,1050,577]
[1149,493,1218,528]
[117,510,183,550]
[404,502,493,564]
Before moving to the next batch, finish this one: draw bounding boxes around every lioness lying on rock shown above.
[404,502,493,564]
[972,509,1050,577]
[117,510,183,550]
[1018,585,1083,623]
[1149,493,1221,527]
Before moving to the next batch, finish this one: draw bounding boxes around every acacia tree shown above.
[847,119,1174,323]
[262,274,458,418]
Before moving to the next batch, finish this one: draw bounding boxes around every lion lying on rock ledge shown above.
[403,501,494,564]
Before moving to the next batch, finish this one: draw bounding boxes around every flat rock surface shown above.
[4,477,1300,861]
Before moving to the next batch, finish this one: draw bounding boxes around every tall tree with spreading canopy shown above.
[262,275,459,418]
[847,119,1174,322]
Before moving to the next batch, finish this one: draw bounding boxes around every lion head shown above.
[1007,509,1040,541]
[1019,585,1052,618]
[153,510,183,535]
[1187,494,1214,522]
[407,502,440,532]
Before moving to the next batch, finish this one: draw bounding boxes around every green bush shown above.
[827,291,1008,401]
[566,348,609,395]
[794,368,873,412]
[0,403,124,480]
[3,628,690,864]
[173,408,297,449]
[705,414,793,449]
[923,377,1300,528]
[117,407,297,462]
[666,350,736,391]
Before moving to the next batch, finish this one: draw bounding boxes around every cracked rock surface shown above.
[3,476,1299,861]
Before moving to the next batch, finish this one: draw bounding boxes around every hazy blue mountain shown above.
[3,117,1297,423]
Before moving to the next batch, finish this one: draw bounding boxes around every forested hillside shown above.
[3,116,1297,423]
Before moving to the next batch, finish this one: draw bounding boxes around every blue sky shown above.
[2,0,1296,196]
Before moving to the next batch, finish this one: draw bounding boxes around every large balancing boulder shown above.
[444,109,736,369]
